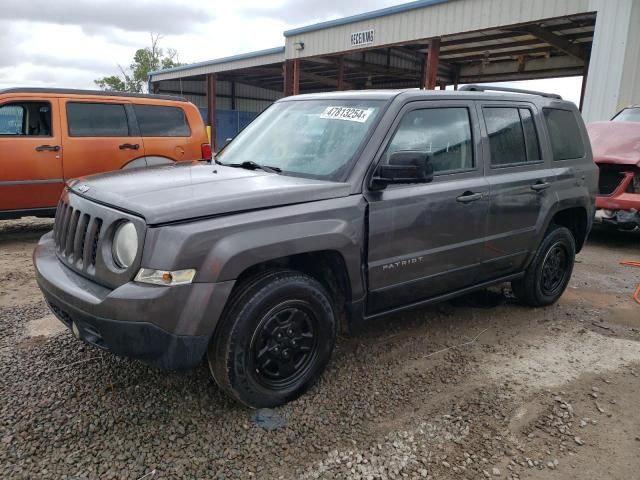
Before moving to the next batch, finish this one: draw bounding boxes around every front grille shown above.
[598,168,625,195]
[52,190,144,288]
[53,197,104,270]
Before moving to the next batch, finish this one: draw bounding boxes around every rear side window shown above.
[383,107,474,174]
[484,107,541,167]
[133,105,190,137]
[0,102,52,136]
[67,102,129,137]
[543,108,585,160]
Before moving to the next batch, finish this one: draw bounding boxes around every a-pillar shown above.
[206,73,217,151]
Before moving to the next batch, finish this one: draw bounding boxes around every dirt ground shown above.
[1,217,639,479]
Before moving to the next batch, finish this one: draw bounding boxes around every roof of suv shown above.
[0,87,186,102]
[284,88,575,108]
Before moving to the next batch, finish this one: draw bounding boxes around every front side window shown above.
[133,105,190,136]
[382,107,474,173]
[612,107,640,123]
[0,102,52,136]
[484,107,541,167]
[543,108,585,160]
[67,102,129,137]
[217,99,385,180]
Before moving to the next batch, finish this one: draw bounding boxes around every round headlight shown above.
[112,222,138,268]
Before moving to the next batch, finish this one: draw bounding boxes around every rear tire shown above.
[512,225,575,307]
[208,270,336,408]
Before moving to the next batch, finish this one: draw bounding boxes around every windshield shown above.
[217,99,385,180]
[612,107,640,122]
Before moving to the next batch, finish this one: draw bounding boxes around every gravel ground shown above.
[1,218,639,479]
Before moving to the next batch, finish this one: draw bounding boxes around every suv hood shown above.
[587,122,640,167]
[67,161,351,224]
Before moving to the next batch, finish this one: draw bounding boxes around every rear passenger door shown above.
[478,102,554,278]
[133,104,192,165]
[60,100,145,180]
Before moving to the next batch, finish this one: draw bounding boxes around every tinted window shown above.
[543,108,585,160]
[612,107,640,122]
[484,107,527,166]
[383,108,474,173]
[0,102,52,136]
[133,105,190,136]
[67,103,129,137]
[519,108,541,161]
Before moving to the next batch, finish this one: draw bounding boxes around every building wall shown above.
[285,0,592,59]
[582,0,640,121]
[157,79,281,113]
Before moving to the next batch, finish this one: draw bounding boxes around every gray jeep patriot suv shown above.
[34,85,597,407]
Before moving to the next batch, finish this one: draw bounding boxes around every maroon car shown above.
[588,106,640,230]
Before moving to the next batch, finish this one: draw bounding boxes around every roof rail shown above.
[459,84,562,100]
[0,87,187,102]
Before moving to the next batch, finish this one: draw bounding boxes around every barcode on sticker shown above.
[320,106,373,123]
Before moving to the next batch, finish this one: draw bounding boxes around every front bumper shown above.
[34,232,234,369]
[595,207,640,230]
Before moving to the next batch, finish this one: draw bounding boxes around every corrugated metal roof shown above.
[283,0,450,37]
[148,46,285,78]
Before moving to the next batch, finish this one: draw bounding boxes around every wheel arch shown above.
[219,250,355,336]
[121,156,175,169]
[547,206,589,253]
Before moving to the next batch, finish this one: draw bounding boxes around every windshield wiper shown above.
[221,160,282,174]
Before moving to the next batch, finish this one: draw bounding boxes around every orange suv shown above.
[0,88,210,219]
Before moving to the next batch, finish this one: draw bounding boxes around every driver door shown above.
[0,97,63,213]
[365,101,489,313]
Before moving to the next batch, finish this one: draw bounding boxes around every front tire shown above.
[512,225,576,307]
[209,270,336,408]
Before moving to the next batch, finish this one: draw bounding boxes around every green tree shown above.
[95,33,181,93]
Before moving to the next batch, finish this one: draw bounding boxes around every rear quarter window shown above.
[133,105,190,137]
[543,108,585,160]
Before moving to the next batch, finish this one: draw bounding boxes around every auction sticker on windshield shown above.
[320,106,374,123]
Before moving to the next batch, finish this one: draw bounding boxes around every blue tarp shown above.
[199,108,258,148]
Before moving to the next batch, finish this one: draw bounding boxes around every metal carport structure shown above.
[148,0,640,149]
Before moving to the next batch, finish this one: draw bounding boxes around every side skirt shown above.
[347,272,525,329]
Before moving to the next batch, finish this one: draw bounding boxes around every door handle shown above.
[35,144,60,152]
[119,143,140,150]
[530,181,551,192]
[456,191,483,203]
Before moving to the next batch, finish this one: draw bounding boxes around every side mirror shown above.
[372,151,434,188]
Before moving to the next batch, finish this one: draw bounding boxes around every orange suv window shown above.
[0,102,52,137]
[133,104,190,137]
[67,102,130,137]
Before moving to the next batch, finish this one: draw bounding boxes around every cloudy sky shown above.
[0,0,582,104]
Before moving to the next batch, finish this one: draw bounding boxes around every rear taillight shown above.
[201,143,212,160]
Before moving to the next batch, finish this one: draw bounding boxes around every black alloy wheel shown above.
[250,301,319,390]
[512,225,576,307]
[540,242,570,297]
